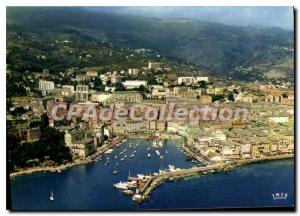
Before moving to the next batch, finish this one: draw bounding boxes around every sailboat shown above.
[50,189,54,201]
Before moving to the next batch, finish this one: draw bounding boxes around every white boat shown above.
[158,141,163,147]
[147,153,151,158]
[114,155,117,159]
[147,147,151,151]
[152,141,157,147]
[105,149,113,154]
[49,189,54,201]
[160,155,164,160]
[165,149,168,154]
[129,154,135,158]
[168,164,176,172]
[159,169,166,174]
[123,189,134,196]
[132,194,142,202]
[113,170,119,175]
[113,182,128,190]
[155,150,160,156]
[120,158,125,162]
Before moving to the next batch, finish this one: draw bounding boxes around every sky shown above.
[87,6,294,30]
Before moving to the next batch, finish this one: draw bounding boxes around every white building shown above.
[76,85,89,102]
[177,76,209,85]
[195,76,209,82]
[122,80,147,90]
[148,62,162,69]
[39,80,55,96]
[128,68,139,75]
[177,77,195,85]
[268,116,289,124]
[86,70,98,77]
[39,80,55,91]
[61,85,74,97]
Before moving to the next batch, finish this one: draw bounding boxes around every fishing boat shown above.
[112,170,119,175]
[49,189,54,201]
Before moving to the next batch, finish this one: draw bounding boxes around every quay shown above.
[131,153,294,204]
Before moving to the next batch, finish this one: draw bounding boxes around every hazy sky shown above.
[88,6,294,30]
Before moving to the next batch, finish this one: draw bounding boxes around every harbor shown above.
[9,138,294,210]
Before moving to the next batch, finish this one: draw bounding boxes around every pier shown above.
[131,153,294,204]
[133,162,232,203]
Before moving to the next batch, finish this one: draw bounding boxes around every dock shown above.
[132,162,232,203]
[131,153,294,204]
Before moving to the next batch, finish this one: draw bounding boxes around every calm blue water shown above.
[10,140,294,210]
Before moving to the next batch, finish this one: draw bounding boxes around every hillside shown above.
[6,7,294,81]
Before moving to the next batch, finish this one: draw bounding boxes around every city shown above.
[6,6,294,210]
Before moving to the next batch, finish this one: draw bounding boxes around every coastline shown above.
[10,136,125,179]
[9,133,294,180]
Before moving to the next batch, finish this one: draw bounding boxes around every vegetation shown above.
[8,114,72,171]
[6,7,294,81]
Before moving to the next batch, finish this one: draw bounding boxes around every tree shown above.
[198,80,206,88]
[115,82,125,91]
[212,94,225,102]
[228,92,235,101]
[94,77,104,91]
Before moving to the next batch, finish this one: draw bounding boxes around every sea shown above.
[9,139,294,210]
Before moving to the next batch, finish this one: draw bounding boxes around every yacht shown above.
[168,164,176,172]
[123,190,134,196]
[105,149,113,154]
[132,194,142,202]
[113,182,128,190]
[49,189,54,201]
